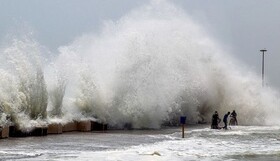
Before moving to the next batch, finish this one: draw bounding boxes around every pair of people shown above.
[211,110,237,130]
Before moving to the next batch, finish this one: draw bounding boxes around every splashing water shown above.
[0,1,280,129]
[0,36,48,130]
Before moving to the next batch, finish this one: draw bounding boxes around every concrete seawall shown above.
[0,120,107,139]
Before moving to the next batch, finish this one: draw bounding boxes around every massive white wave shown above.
[0,1,279,129]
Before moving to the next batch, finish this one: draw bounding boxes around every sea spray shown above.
[0,37,48,130]
[0,70,16,126]
[0,1,279,129]
[55,1,280,128]
[49,81,66,117]
[46,64,67,118]
[75,64,107,121]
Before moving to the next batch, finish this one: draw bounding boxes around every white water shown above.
[1,126,280,161]
[81,126,280,161]
[89,127,280,161]
[0,1,280,129]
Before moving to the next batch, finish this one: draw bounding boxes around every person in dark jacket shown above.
[223,112,231,129]
[230,110,238,125]
[211,111,220,129]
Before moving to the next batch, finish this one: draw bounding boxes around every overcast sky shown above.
[0,0,280,90]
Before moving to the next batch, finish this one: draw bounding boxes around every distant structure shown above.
[260,49,267,87]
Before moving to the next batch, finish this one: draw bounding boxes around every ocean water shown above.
[1,125,280,161]
[1,1,280,160]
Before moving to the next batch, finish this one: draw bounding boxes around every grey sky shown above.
[0,0,280,90]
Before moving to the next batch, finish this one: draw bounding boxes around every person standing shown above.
[211,111,220,129]
[223,112,231,130]
[230,110,238,125]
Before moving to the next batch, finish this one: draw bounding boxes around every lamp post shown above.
[260,49,267,87]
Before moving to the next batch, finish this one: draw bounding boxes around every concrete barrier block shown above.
[9,126,48,137]
[9,126,31,137]
[77,120,91,132]
[48,123,63,134]
[62,122,78,132]
[31,127,48,136]
[91,121,108,131]
[35,127,47,136]
[0,126,9,139]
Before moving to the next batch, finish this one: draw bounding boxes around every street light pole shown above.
[260,49,267,87]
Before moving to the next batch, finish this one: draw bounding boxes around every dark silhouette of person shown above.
[223,112,231,129]
[211,111,220,129]
[230,110,238,125]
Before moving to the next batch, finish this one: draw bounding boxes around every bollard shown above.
[180,116,186,138]
[182,124,185,138]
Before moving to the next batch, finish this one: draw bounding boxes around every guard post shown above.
[180,116,186,138]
